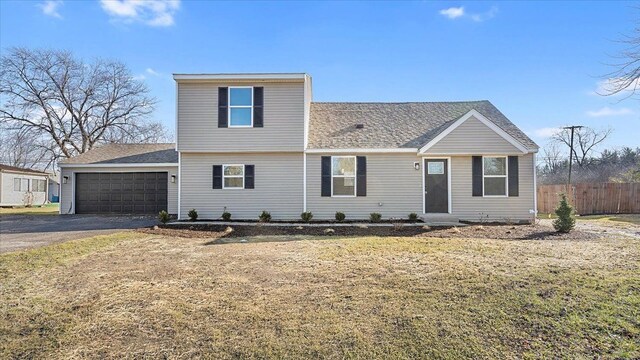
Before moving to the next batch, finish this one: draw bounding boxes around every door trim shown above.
[422,156,452,214]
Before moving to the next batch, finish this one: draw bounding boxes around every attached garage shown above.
[59,144,179,215]
[75,172,168,214]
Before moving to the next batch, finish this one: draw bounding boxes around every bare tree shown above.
[541,141,564,174]
[0,48,165,165]
[601,10,640,99]
[0,127,53,169]
[551,127,612,167]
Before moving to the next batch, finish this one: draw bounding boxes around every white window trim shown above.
[331,155,357,197]
[228,86,253,128]
[482,156,508,197]
[222,164,245,190]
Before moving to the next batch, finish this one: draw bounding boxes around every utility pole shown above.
[563,125,583,200]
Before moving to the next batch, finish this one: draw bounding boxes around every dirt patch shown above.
[137,222,600,242]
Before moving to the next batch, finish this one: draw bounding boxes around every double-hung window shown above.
[229,87,253,127]
[483,156,507,196]
[34,179,46,192]
[223,165,245,189]
[13,178,29,192]
[331,156,356,197]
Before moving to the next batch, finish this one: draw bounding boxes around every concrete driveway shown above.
[0,214,157,253]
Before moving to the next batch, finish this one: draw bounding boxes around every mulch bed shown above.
[137,222,600,241]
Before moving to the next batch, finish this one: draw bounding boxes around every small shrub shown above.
[259,210,272,222]
[553,193,576,233]
[369,212,382,223]
[408,213,419,222]
[188,209,198,221]
[158,210,170,224]
[301,211,313,222]
[391,217,403,231]
[335,211,346,222]
[222,211,232,221]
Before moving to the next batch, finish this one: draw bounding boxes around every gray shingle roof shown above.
[60,143,178,165]
[308,101,538,150]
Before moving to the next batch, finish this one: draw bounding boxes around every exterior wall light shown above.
[171,175,176,183]
[63,176,69,184]
[414,162,420,170]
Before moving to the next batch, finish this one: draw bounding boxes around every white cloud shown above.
[470,6,498,22]
[439,7,465,19]
[146,68,161,76]
[439,6,497,22]
[100,0,180,27]
[531,127,562,138]
[39,0,63,19]
[594,77,640,97]
[132,74,146,81]
[586,107,633,118]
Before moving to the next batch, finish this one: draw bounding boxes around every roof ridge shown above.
[311,100,490,105]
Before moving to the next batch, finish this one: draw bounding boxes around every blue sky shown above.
[1,0,638,155]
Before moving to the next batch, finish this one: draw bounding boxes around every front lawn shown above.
[1,231,638,358]
[0,203,59,216]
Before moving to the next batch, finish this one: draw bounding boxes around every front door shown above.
[424,159,449,213]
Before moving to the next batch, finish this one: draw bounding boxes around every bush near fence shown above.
[537,183,640,215]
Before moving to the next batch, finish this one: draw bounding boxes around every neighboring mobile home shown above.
[0,164,49,207]
[59,73,539,222]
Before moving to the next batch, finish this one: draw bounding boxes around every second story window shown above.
[229,87,253,127]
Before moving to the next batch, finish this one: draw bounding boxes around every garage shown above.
[75,172,168,214]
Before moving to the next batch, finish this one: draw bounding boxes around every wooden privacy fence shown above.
[537,183,640,215]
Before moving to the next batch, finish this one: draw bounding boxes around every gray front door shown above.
[424,159,449,213]
[75,172,168,214]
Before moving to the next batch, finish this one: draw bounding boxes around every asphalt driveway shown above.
[0,214,157,253]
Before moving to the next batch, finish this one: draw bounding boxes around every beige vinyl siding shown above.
[59,166,178,215]
[306,153,423,219]
[425,116,522,154]
[0,172,48,206]
[450,154,535,221]
[180,153,303,219]
[305,153,535,221]
[177,82,304,152]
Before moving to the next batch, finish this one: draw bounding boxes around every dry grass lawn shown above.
[1,231,639,359]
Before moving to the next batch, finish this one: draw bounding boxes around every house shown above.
[0,164,49,207]
[59,73,539,222]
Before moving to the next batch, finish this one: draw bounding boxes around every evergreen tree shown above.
[553,193,576,233]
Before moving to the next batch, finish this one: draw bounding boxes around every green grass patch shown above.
[0,231,146,272]
[0,203,59,216]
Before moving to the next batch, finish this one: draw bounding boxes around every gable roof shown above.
[0,164,49,175]
[59,143,178,165]
[307,100,537,151]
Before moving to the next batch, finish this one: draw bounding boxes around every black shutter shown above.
[245,165,255,189]
[472,156,483,197]
[321,156,331,197]
[218,87,228,128]
[212,165,222,189]
[508,156,519,197]
[356,156,367,197]
[253,87,263,128]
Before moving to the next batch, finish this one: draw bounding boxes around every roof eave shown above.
[173,73,307,81]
